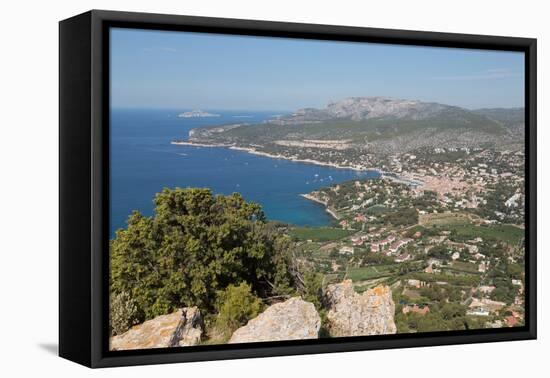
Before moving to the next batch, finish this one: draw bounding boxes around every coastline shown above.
[172,140,379,173]
[300,194,340,220]
[229,146,370,172]
[240,146,423,187]
[170,139,426,224]
[171,141,232,148]
[172,140,424,187]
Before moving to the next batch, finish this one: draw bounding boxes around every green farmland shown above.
[289,227,355,242]
[447,224,524,244]
[347,265,397,281]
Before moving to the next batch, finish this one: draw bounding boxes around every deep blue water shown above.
[110,109,379,237]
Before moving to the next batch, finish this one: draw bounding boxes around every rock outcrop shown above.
[228,297,320,344]
[324,280,396,337]
[110,307,202,350]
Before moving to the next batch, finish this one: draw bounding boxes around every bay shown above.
[110,109,379,237]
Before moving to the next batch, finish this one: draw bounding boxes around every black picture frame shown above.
[59,9,537,368]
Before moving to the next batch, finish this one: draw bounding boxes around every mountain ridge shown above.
[185,97,524,154]
[273,96,463,124]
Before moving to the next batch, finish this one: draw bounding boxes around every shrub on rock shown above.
[110,291,139,336]
[214,282,263,341]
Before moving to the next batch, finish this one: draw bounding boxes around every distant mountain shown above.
[188,97,523,154]
[271,97,466,124]
[472,107,525,137]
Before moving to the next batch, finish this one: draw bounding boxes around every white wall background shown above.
[0,0,546,376]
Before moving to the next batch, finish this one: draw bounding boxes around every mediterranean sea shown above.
[110,109,380,237]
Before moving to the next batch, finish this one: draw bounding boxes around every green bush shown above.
[110,188,295,321]
[440,302,467,320]
[416,313,448,332]
[110,291,139,336]
[302,271,324,309]
[214,282,263,341]
[385,207,418,226]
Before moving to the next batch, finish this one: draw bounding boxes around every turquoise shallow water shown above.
[110,109,380,237]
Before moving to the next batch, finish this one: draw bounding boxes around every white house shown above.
[339,246,354,255]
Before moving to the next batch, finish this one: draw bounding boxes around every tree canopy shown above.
[110,188,295,322]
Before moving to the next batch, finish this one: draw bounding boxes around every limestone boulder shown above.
[324,280,396,337]
[229,297,320,344]
[110,307,202,350]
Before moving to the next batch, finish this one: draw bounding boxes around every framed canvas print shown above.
[59,10,536,368]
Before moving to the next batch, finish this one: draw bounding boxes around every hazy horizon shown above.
[111,28,525,111]
[110,99,525,113]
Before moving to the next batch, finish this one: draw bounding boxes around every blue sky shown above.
[110,28,524,111]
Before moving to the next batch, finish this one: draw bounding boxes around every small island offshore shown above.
[109,97,525,351]
[177,109,220,118]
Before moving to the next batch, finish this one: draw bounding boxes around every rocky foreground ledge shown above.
[109,282,396,350]
[325,280,397,336]
[229,297,321,344]
[110,307,202,351]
